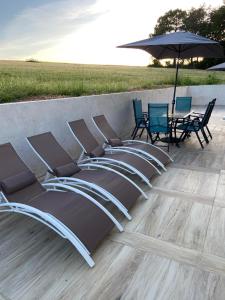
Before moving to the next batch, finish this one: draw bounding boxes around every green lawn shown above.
[0,60,225,103]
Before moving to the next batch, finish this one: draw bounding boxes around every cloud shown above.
[0,0,101,59]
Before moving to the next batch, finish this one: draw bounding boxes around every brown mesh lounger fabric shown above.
[68,119,160,187]
[27,132,144,220]
[0,143,123,267]
[93,115,173,170]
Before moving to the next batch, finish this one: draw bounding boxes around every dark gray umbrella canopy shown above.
[207,62,225,71]
[118,31,224,59]
[118,31,224,113]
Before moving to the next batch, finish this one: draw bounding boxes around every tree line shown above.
[149,5,225,69]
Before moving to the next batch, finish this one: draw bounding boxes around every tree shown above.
[152,6,211,37]
[153,9,187,36]
[152,9,187,66]
[183,6,211,66]
[208,5,225,41]
[197,5,225,69]
[183,6,210,36]
[150,5,225,69]
[148,59,162,68]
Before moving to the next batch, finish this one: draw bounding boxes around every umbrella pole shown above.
[172,47,181,114]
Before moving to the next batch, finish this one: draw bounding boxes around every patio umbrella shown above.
[118,31,224,113]
[207,62,225,71]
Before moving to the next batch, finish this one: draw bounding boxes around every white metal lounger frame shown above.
[27,136,129,209]
[92,117,173,170]
[46,163,148,218]
[78,163,147,200]
[67,122,158,188]
[27,138,147,220]
[105,148,161,175]
[123,140,174,162]
[0,183,123,268]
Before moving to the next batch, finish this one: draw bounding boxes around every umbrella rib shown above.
[155,45,180,59]
[204,44,222,57]
[156,47,168,59]
[175,44,220,57]
[157,44,217,58]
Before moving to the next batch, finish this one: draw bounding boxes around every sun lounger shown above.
[27,132,145,220]
[93,115,173,170]
[67,119,161,187]
[0,143,123,267]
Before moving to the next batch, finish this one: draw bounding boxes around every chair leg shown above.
[151,133,157,144]
[179,131,186,142]
[195,131,204,149]
[201,128,209,144]
[174,127,177,140]
[139,128,145,138]
[178,129,189,143]
[167,135,170,152]
[131,126,137,137]
[132,127,139,140]
[154,133,160,143]
[205,125,212,139]
[147,131,153,144]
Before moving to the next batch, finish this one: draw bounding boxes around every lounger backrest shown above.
[93,115,118,141]
[68,119,100,154]
[27,132,76,172]
[0,143,44,203]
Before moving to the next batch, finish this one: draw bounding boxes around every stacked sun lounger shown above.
[0,115,173,267]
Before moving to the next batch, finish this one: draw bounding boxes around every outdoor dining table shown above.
[143,110,193,146]
[167,111,193,145]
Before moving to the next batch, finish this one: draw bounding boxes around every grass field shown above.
[0,60,225,103]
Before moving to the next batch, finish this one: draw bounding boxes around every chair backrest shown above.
[0,143,44,203]
[210,98,216,112]
[133,99,143,125]
[202,100,215,126]
[175,97,192,113]
[211,98,216,105]
[27,132,76,172]
[208,98,216,119]
[93,115,118,141]
[68,119,100,154]
[148,103,169,133]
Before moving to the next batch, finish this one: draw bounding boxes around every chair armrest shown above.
[191,112,204,119]
[173,116,189,127]
[190,115,201,121]
[192,112,204,116]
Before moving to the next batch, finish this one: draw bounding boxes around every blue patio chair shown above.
[191,98,216,140]
[177,100,215,148]
[132,99,147,139]
[175,97,192,113]
[147,103,171,151]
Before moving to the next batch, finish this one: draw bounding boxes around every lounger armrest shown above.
[122,139,147,144]
[78,163,148,200]
[45,173,134,219]
[42,183,123,232]
[121,140,173,161]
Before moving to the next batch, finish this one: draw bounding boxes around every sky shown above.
[0,0,223,66]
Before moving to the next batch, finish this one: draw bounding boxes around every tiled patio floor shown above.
[1,106,225,300]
